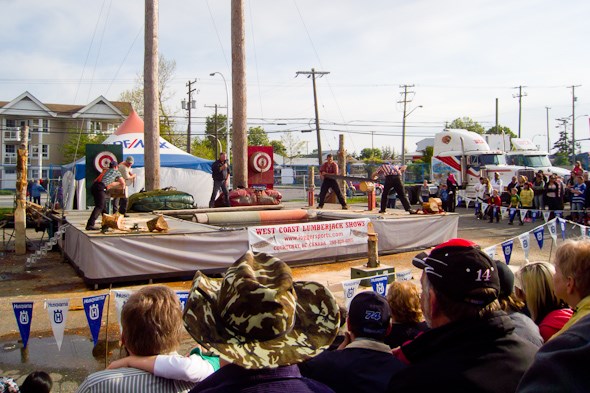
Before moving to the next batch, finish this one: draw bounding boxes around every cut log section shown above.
[101,213,125,230]
[147,215,169,232]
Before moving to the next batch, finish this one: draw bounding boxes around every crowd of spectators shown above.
[3,237,590,392]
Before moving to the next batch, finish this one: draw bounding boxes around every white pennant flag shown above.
[342,279,361,309]
[581,225,587,239]
[501,207,509,217]
[484,245,496,260]
[482,202,489,212]
[112,290,134,334]
[543,211,551,223]
[520,209,528,222]
[548,220,558,244]
[46,298,69,351]
[518,232,531,261]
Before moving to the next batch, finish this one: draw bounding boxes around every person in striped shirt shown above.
[76,286,204,393]
[372,162,415,214]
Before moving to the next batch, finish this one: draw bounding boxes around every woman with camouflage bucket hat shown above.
[183,251,340,392]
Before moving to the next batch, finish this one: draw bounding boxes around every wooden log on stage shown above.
[147,215,169,232]
[101,213,125,230]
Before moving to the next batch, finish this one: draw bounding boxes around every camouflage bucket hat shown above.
[183,251,340,369]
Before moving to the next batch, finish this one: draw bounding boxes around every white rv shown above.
[431,129,533,199]
[505,138,570,178]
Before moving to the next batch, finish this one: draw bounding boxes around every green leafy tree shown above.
[191,137,215,160]
[205,113,229,154]
[421,145,434,165]
[270,140,287,156]
[552,126,580,160]
[248,126,270,146]
[359,148,382,160]
[60,128,108,163]
[119,55,184,148]
[486,125,517,138]
[446,117,485,134]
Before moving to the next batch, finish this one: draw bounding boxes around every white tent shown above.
[62,110,213,209]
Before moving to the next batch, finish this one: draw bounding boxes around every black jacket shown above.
[388,311,537,393]
[211,159,228,181]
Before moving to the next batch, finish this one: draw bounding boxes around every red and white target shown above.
[250,151,272,173]
[94,151,118,172]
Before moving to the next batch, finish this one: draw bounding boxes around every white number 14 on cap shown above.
[475,268,492,282]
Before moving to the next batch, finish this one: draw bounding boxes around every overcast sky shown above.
[2,0,589,156]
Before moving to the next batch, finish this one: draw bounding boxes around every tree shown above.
[552,125,580,160]
[247,126,270,146]
[119,55,184,148]
[486,125,517,138]
[191,137,215,160]
[205,113,229,154]
[421,145,434,165]
[281,133,306,163]
[60,128,108,164]
[359,148,382,160]
[381,146,394,160]
[270,140,287,156]
[446,117,485,134]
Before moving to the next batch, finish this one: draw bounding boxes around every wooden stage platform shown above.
[60,207,459,285]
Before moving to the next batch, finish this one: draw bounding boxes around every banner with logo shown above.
[396,269,413,282]
[46,298,69,351]
[176,291,189,311]
[483,245,496,260]
[12,302,33,349]
[533,226,545,249]
[520,209,527,222]
[370,275,388,296]
[543,211,551,223]
[502,239,514,265]
[83,294,107,346]
[248,218,370,253]
[342,279,361,309]
[112,290,133,334]
[518,233,531,261]
[558,218,566,240]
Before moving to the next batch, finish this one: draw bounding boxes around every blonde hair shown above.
[516,262,563,324]
[555,239,590,298]
[386,281,423,323]
[122,286,183,356]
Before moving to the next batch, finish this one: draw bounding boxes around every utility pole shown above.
[183,79,197,154]
[231,0,247,188]
[512,86,527,138]
[15,125,29,255]
[144,0,160,191]
[398,84,415,164]
[569,85,581,165]
[545,106,551,152]
[296,68,330,165]
[204,104,227,157]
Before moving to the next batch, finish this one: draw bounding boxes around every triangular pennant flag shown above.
[176,291,189,311]
[112,290,133,334]
[484,245,496,260]
[520,209,528,222]
[396,269,413,282]
[558,217,566,240]
[581,225,587,239]
[83,294,107,346]
[482,203,488,213]
[501,207,508,217]
[556,211,564,219]
[12,302,33,349]
[509,208,516,221]
[370,275,388,296]
[342,279,361,309]
[502,239,514,265]
[46,298,69,351]
[548,220,558,244]
[518,233,531,261]
[531,211,537,222]
[543,211,551,223]
[533,226,545,249]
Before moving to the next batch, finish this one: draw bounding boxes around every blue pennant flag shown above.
[502,239,514,265]
[176,291,189,312]
[531,211,537,222]
[83,294,107,346]
[559,218,566,240]
[556,211,564,219]
[12,302,33,349]
[533,226,545,249]
[370,275,388,296]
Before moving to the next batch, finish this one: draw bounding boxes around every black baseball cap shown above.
[413,238,500,305]
[347,291,391,340]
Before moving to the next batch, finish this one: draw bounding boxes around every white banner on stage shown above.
[248,218,370,253]
[46,298,69,351]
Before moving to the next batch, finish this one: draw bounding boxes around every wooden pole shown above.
[231,0,247,188]
[338,134,346,199]
[15,126,29,255]
[144,0,160,191]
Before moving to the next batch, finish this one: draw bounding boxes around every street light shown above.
[401,105,423,164]
[210,72,230,164]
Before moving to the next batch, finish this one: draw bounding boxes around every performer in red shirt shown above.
[318,154,348,210]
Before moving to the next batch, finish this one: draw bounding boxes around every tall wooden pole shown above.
[144,0,160,190]
[15,126,29,255]
[338,134,346,197]
[231,0,247,188]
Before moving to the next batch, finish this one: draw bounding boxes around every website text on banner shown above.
[248,218,371,253]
